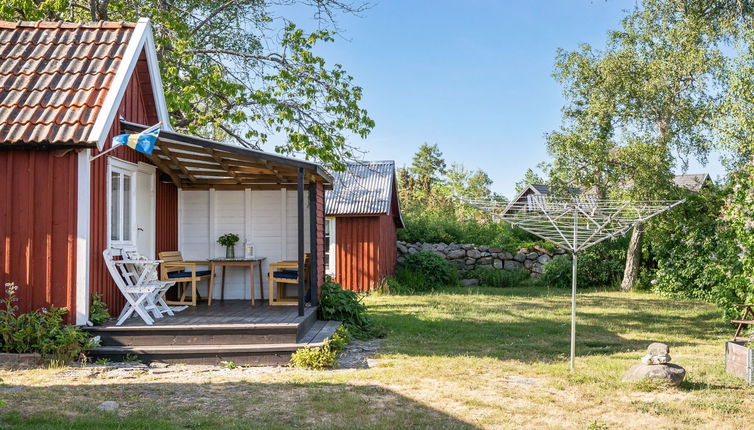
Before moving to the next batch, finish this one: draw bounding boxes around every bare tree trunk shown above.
[620,222,644,291]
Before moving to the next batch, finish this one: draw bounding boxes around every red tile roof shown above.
[0,20,135,145]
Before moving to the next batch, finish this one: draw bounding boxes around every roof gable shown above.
[325,161,398,216]
[0,19,170,148]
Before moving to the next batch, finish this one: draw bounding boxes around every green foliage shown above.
[577,239,627,289]
[399,251,458,288]
[390,267,431,294]
[0,1,374,170]
[644,186,731,302]
[718,163,754,319]
[0,283,96,362]
[89,294,109,326]
[221,361,238,369]
[541,242,626,290]
[318,282,385,340]
[464,267,529,288]
[540,256,572,289]
[514,166,547,194]
[217,233,240,248]
[123,353,141,363]
[398,205,546,251]
[290,325,351,370]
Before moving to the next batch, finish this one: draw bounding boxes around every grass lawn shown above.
[1,286,752,429]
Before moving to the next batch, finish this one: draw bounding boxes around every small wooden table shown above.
[208,257,266,306]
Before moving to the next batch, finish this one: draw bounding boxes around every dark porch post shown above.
[308,180,319,307]
[297,167,305,317]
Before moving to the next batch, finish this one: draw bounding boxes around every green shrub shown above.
[465,267,530,288]
[399,251,458,288]
[577,239,627,288]
[0,283,97,362]
[290,325,351,370]
[319,282,386,339]
[540,256,572,289]
[89,293,110,326]
[398,204,551,251]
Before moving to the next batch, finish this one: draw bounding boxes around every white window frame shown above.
[325,217,336,277]
[107,158,138,248]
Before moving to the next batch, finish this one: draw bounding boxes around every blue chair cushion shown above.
[168,270,211,279]
[272,269,299,279]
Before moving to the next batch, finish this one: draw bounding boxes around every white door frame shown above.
[136,162,157,259]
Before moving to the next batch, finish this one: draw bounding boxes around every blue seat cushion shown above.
[272,269,299,279]
[168,270,211,279]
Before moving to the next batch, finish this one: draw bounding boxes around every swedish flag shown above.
[112,123,161,155]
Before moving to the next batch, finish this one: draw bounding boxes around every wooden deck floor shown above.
[103,301,316,327]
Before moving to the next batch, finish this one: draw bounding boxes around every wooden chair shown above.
[158,251,211,306]
[268,253,310,306]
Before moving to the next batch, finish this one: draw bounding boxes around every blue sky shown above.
[281,1,726,199]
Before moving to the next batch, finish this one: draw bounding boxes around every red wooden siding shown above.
[0,150,78,320]
[89,53,177,313]
[334,213,397,292]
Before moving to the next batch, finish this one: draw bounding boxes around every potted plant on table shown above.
[218,233,240,258]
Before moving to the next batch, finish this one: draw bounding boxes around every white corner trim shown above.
[143,24,172,131]
[87,18,149,150]
[75,150,91,325]
[87,18,172,149]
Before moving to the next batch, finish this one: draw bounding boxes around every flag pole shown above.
[89,122,162,162]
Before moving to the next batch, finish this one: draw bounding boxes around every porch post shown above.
[297,168,305,317]
[308,180,319,307]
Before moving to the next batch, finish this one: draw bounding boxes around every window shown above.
[324,217,336,277]
[109,166,135,245]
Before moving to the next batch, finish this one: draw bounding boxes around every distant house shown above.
[671,173,712,192]
[325,161,404,292]
[505,174,712,215]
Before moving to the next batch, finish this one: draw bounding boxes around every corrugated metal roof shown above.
[0,20,134,145]
[325,161,396,215]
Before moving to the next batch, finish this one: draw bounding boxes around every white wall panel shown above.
[178,188,311,301]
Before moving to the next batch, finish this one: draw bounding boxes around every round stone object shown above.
[647,342,670,356]
[622,363,686,386]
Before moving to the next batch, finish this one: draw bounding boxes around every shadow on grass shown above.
[0,380,476,430]
[368,286,727,364]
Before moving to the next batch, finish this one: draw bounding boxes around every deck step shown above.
[84,308,319,347]
[85,324,300,347]
[89,320,342,366]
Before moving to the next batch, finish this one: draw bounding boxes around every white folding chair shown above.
[122,247,175,319]
[102,248,174,326]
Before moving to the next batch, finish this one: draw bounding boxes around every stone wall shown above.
[396,241,567,277]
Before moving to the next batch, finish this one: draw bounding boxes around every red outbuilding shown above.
[325,161,404,292]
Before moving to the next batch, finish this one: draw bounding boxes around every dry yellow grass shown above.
[0,287,750,429]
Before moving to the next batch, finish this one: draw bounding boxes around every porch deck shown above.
[99,301,317,327]
[85,301,339,365]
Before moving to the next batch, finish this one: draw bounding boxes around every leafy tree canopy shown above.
[0,0,375,170]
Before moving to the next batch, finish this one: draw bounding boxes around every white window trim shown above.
[107,158,139,249]
[325,217,336,277]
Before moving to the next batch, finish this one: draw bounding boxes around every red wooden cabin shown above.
[325,161,404,292]
[0,19,331,334]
